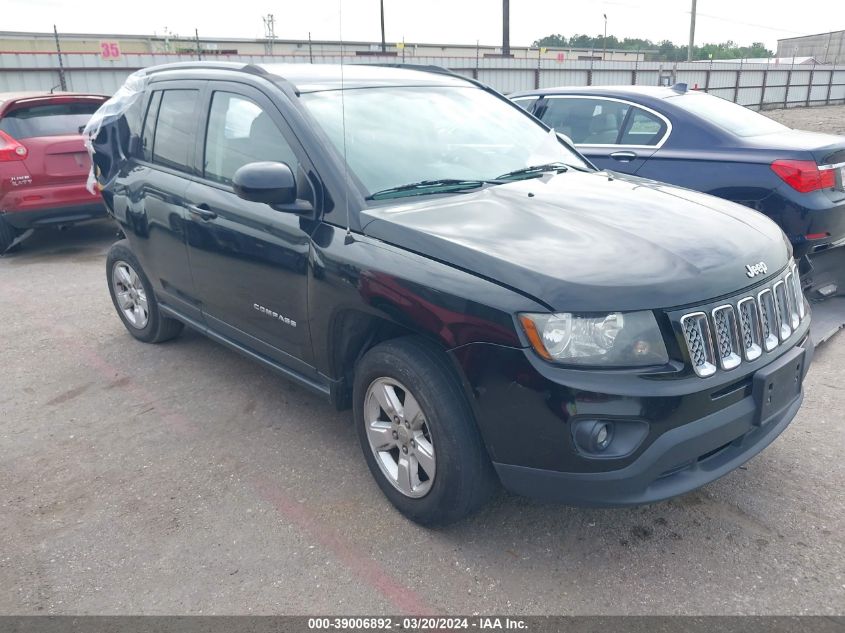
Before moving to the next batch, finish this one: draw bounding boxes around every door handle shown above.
[186,204,217,221]
[610,151,638,162]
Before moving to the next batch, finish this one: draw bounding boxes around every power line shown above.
[693,11,804,35]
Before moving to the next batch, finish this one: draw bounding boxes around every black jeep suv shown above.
[93,62,813,525]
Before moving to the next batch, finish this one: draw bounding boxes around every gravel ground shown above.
[1,107,844,616]
[764,104,845,135]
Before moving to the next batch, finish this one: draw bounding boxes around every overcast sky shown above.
[4,0,842,50]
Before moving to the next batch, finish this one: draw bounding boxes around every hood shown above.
[360,171,791,312]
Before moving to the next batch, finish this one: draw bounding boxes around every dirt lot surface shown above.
[765,104,845,135]
[1,107,844,617]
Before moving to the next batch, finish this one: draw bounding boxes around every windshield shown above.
[300,86,591,197]
[669,93,788,137]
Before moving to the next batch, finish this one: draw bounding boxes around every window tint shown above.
[620,108,667,146]
[512,97,538,112]
[151,90,198,171]
[140,91,162,161]
[203,92,298,185]
[669,92,787,137]
[0,101,102,139]
[539,98,629,144]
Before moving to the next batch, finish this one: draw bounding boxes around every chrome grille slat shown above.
[711,305,741,370]
[680,312,717,378]
[790,263,805,320]
[679,266,807,377]
[758,288,779,352]
[737,297,762,361]
[784,272,800,330]
[773,280,792,341]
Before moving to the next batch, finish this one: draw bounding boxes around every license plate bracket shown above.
[753,346,805,426]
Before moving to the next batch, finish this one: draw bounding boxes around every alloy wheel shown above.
[364,377,436,498]
[111,261,149,329]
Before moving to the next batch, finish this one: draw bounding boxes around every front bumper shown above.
[450,327,813,507]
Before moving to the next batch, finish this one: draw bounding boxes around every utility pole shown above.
[502,0,510,56]
[603,13,608,61]
[687,0,697,61]
[308,32,313,63]
[380,0,386,53]
[52,24,67,92]
[262,14,276,55]
[476,39,480,76]
[195,28,202,60]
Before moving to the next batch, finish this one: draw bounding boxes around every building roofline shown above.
[777,29,844,43]
[0,30,654,53]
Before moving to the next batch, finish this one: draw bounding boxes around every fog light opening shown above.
[593,422,613,452]
[817,283,838,297]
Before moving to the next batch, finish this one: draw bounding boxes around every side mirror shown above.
[233,161,298,206]
[556,132,575,147]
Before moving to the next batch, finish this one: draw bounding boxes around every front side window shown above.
[539,98,630,144]
[300,86,590,197]
[203,92,299,185]
[151,89,198,172]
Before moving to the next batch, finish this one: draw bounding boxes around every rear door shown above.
[121,83,204,323]
[534,96,668,174]
[182,82,317,371]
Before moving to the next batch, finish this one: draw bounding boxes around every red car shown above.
[0,92,108,252]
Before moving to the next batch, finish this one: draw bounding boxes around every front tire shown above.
[106,240,183,343]
[353,337,498,526]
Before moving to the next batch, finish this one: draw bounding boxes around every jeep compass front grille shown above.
[680,263,807,377]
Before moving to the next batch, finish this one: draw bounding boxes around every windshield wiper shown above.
[495,162,571,181]
[367,179,489,200]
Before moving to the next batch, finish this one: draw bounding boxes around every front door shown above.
[183,83,317,371]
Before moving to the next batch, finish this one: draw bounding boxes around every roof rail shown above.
[362,63,485,89]
[143,61,255,76]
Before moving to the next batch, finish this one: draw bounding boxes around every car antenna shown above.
[339,0,354,245]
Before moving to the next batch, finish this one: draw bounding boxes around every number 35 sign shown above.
[99,41,121,60]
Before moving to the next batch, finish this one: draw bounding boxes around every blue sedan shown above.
[509,85,845,299]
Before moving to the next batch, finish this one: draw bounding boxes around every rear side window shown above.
[539,98,630,144]
[0,101,102,139]
[620,108,667,146]
[151,90,198,172]
[140,91,162,161]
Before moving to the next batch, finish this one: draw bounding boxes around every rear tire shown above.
[106,240,183,343]
[0,216,19,254]
[353,337,498,526]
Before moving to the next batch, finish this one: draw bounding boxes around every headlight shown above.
[518,311,669,367]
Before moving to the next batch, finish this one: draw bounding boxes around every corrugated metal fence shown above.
[2,51,844,109]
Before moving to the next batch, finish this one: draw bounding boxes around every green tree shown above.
[531,32,774,61]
